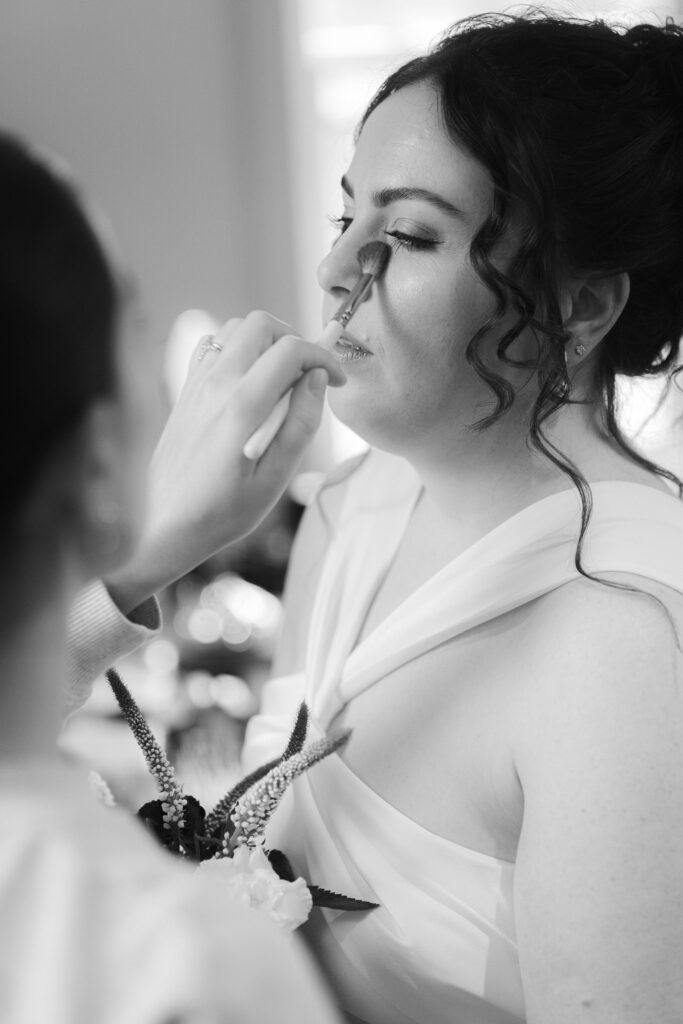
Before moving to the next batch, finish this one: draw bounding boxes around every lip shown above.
[336,333,373,355]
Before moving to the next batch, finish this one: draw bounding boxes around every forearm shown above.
[101,510,208,615]
[103,541,174,617]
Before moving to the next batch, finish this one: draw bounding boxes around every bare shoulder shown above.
[517,573,680,710]
[512,576,683,1023]
[513,572,681,782]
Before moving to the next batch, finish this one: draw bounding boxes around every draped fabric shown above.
[243,449,683,1024]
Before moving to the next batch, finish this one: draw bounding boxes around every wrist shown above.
[103,574,156,620]
[103,527,199,616]
[103,543,168,617]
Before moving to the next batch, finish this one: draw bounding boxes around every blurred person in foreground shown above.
[0,131,345,1024]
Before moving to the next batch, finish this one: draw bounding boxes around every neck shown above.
[404,397,641,533]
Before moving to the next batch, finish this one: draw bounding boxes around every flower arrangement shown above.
[103,668,377,931]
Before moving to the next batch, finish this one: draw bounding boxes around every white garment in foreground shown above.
[0,757,339,1024]
[243,448,683,1024]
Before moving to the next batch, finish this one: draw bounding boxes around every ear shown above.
[560,271,630,367]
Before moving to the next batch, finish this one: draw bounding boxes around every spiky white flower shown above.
[107,669,187,826]
[87,770,116,808]
[228,731,349,849]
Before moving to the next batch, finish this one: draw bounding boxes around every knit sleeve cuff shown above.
[65,579,162,714]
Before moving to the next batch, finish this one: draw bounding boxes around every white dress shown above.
[243,448,683,1024]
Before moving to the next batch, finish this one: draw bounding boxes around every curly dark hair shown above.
[360,12,683,568]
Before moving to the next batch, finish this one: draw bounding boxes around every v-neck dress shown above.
[242,448,683,1024]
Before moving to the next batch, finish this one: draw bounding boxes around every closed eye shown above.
[328,214,352,238]
[384,229,437,252]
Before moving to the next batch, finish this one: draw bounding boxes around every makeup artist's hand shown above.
[104,311,345,615]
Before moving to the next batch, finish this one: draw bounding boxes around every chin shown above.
[327,388,410,458]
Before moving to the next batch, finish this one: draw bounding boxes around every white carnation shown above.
[198,846,312,931]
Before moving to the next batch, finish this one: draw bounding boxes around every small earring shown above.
[574,343,586,357]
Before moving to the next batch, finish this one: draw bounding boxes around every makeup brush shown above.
[243,240,391,461]
[314,240,391,350]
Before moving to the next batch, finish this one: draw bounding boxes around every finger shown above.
[212,316,247,348]
[214,310,298,377]
[188,331,230,372]
[247,335,345,392]
[233,337,345,432]
[186,320,245,383]
[188,312,294,382]
[256,369,327,478]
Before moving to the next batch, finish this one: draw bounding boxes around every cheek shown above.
[380,264,472,381]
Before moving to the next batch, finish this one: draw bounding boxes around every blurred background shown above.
[1,0,681,813]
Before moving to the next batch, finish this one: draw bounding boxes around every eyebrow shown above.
[341,175,463,219]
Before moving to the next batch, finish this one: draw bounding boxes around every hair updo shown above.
[361,13,683,558]
[0,133,118,523]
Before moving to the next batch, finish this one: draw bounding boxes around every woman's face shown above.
[318,81,521,458]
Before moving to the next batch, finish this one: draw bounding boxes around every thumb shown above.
[287,368,329,435]
[305,367,329,398]
[257,368,327,475]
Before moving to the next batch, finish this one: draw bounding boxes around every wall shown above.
[0,0,301,342]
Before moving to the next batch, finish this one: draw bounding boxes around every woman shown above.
[239,14,683,1024]
[0,131,345,1023]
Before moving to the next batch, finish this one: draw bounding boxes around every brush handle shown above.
[316,319,344,350]
[242,391,291,460]
[242,320,344,461]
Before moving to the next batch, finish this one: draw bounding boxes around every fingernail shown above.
[307,368,328,395]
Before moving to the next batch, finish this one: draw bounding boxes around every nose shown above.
[317,227,367,299]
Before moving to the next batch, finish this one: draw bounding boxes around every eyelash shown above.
[328,214,352,237]
[328,215,436,252]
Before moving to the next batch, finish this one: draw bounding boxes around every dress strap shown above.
[309,479,683,722]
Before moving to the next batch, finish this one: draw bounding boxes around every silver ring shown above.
[197,334,223,362]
